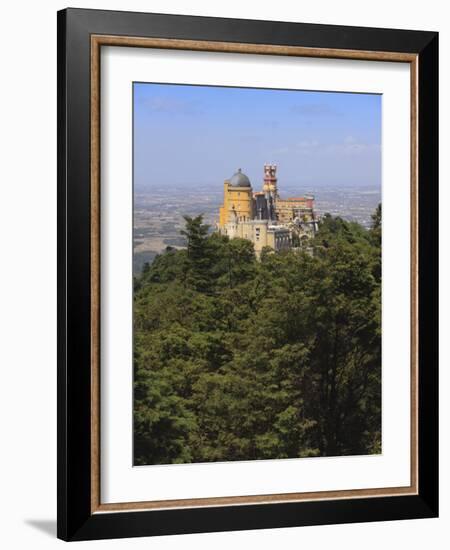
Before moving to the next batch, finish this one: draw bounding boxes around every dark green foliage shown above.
[134,208,382,464]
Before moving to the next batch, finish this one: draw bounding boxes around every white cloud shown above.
[271,137,380,158]
[145,96,201,114]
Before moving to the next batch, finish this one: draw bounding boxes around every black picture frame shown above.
[57,7,438,541]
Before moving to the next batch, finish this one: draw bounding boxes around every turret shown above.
[263,163,278,198]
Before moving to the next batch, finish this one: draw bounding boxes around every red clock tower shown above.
[263,163,278,198]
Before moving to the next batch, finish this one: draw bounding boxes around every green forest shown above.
[133,206,382,465]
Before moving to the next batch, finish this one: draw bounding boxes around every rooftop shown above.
[229,168,251,188]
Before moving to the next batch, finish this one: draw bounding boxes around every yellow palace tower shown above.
[219,168,254,227]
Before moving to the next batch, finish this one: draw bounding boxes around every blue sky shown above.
[134,82,381,189]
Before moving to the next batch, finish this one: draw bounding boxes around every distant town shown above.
[134,176,381,273]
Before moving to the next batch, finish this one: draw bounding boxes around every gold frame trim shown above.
[90,35,419,514]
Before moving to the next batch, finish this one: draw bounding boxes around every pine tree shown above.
[180,215,215,292]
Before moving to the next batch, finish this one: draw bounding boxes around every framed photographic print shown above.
[57,8,438,541]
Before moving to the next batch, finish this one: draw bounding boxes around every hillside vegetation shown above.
[133,205,382,465]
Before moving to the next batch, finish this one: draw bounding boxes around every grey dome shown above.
[229,168,251,188]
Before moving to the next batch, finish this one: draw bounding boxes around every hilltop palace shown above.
[218,164,318,255]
